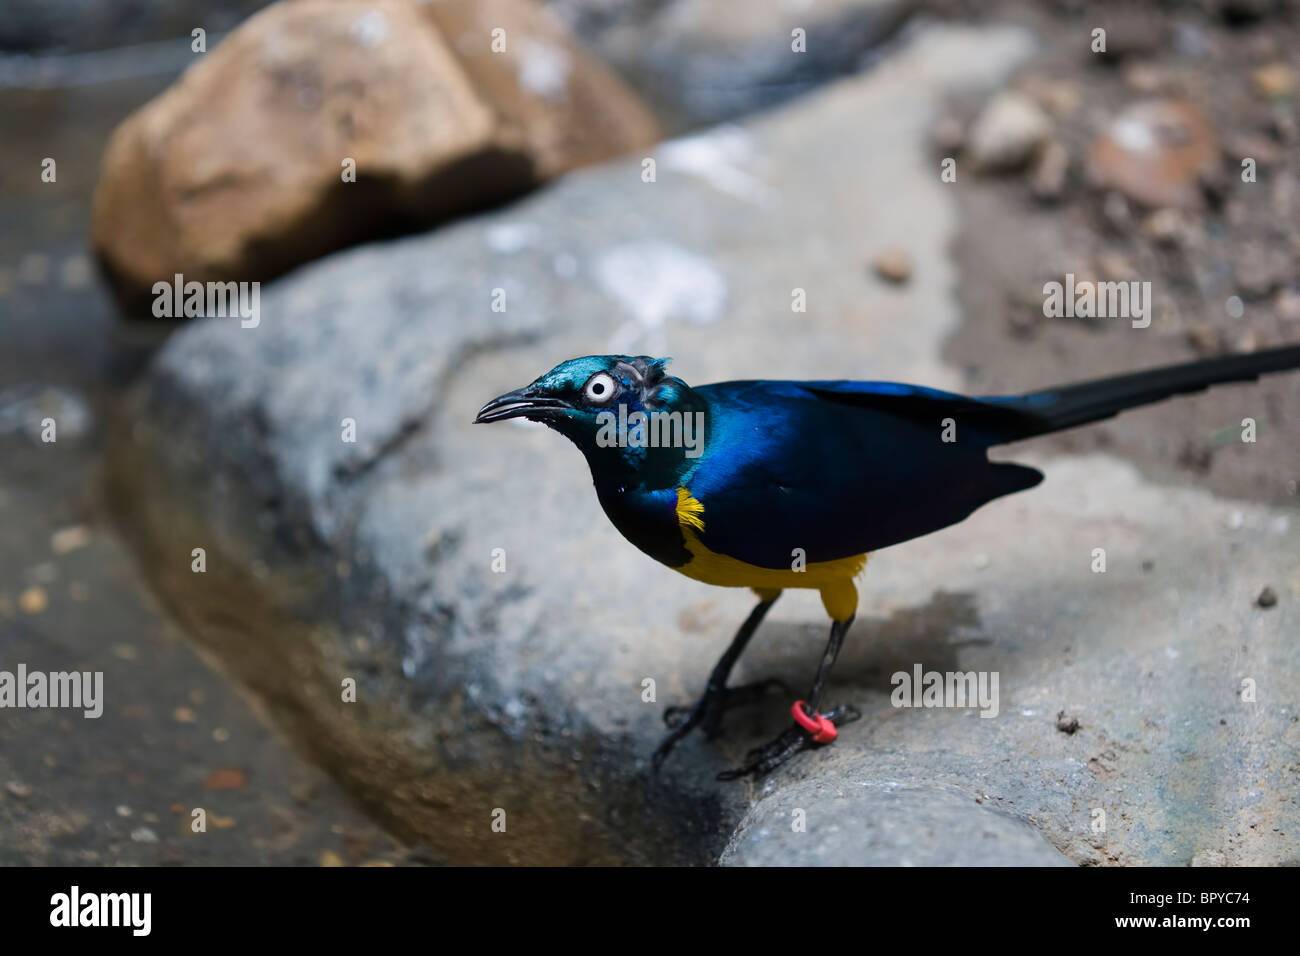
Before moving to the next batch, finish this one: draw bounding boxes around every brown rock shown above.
[871,248,912,284]
[1142,208,1187,245]
[1186,325,1225,355]
[1030,140,1069,201]
[1055,711,1080,735]
[967,91,1052,173]
[204,768,248,790]
[1233,243,1294,299]
[1122,64,1166,95]
[1086,100,1220,210]
[1252,63,1294,99]
[91,0,660,313]
[1276,288,1300,322]
[18,586,47,615]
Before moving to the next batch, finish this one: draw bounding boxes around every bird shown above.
[475,345,1300,778]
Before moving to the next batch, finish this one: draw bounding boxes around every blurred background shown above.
[0,0,1296,866]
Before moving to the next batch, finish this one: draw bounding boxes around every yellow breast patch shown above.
[672,486,865,621]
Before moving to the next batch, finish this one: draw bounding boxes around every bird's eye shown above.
[584,372,617,405]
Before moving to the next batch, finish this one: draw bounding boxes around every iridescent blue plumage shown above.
[475,346,1300,777]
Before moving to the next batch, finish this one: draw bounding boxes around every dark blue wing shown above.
[682,380,1042,568]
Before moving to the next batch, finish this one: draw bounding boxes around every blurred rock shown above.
[872,248,912,283]
[1021,77,1079,120]
[1186,325,1226,355]
[1030,140,1069,201]
[1122,64,1167,95]
[930,115,966,154]
[1142,208,1188,245]
[1233,243,1294,298]
[548,0,915,126]
[1095,252,1135,281]
[1087,100,1220,209]
[1251,63,1294,99]
[1277,288,1300,321]
[0,0,270,52]
[967,91,1052,173]
[91,0,660,313]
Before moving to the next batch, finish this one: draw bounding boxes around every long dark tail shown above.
[986,343,1300,441]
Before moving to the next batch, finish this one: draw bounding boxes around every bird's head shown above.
[475,355,706,486]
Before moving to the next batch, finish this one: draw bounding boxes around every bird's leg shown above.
[718,614,861,780]
[652,592,782,772]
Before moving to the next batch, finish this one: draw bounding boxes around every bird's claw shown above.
[652,678,791,772]
[717,703,861,780]
[661,677,789,731]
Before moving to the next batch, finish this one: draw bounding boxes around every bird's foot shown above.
[652,678,790,773]
[717,703,861,780]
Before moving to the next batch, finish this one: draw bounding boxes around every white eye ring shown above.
[584,372,617,404]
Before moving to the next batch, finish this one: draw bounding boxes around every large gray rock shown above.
[112,23,1299,866]
[547,0,915,126]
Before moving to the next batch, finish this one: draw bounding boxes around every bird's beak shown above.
[474,385,570,424]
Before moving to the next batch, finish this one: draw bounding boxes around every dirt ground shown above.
[929,0,1299,506]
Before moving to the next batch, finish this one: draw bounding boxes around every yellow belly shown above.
[673,487,865,621]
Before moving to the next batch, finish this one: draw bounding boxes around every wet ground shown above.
[0,68,418,865]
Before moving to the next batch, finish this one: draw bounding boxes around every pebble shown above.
[1142,208,1186,245]
[1056,711,1080,735]
[1252,64,1294,99]
[872,249,913,284]
[1276,289,1300,322]
[1186,326,1225,355]
[1030,140,1069,201]
[1096,252,1135,281]
[1123,64,1166,95]
[130,827,159,844]
[6,781,32,798]
[204,768,248,790]
[930,116,965,154]
[1233,245,1293,298]
[967,91,1053,173]
[51,525,91,555]
[60,256,93,290]
[1087,100,1219,209]
[18,586,47,615]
